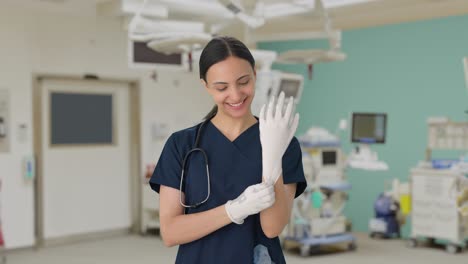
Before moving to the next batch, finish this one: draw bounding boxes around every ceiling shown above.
[257,0,468,33]
[3,0,468,39]
[1,0,110,16]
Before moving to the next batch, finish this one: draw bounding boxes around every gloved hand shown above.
[259,92,299,185]
[225,182,275,224]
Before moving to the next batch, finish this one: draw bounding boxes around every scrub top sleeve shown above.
[282,136,307,198]
[149,133,183,193]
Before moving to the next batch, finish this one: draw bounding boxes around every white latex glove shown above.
[259,91,299,185]
[225,182,275,224]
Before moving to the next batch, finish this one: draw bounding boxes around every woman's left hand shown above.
[259,91,299,184]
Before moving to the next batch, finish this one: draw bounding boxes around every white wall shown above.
[0,6,212,249]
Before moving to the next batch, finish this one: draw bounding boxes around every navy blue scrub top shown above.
[150,120,306,264]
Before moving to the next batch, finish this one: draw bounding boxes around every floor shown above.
[6,233,467,264]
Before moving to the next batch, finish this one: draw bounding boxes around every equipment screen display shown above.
[351,113,387,144]
[322,150,337,165]
[278,79,300,98]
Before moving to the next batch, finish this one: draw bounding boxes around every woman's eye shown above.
[239,80,249,86]
[217,87,227,91]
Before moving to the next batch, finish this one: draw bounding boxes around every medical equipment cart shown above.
[407,169,468,253]
[407,118,468,254]
[282,184,356,257]
[369,193,401,239]
[369,179,410,239]
[282,140,356,256]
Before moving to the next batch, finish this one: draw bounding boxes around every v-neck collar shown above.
[208,118,259,144]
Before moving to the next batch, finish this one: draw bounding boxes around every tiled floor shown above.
[6,232,467,264]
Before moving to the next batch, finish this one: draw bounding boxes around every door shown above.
[35,77,137,243]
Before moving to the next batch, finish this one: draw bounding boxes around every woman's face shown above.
[203,56,256,119]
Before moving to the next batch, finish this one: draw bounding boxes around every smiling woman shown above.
[198,37,257,122]
[201,57,256,121]
[149,36,306,264]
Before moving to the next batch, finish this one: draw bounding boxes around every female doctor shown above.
[149,36,306,264]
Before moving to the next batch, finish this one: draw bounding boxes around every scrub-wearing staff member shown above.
[150,36,306,264]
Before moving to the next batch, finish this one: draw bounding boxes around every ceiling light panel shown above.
[322,0,379,8]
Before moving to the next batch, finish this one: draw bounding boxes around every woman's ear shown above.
[201,79,208,90]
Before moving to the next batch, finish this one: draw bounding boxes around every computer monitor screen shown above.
[351,113,387,144]
[322,150,337,165]
[278,79,301,98]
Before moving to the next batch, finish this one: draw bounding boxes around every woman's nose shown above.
[229,87,243,102]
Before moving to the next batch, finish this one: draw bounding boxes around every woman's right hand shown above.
[225,182,275,224]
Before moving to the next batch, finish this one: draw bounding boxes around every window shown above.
[50,92,113,145]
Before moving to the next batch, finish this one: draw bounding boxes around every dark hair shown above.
[199,36,255,120]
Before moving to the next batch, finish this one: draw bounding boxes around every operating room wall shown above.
[259,14,468,235]
[0,6,211,249]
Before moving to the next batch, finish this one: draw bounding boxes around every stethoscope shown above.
[179,118,211,208]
